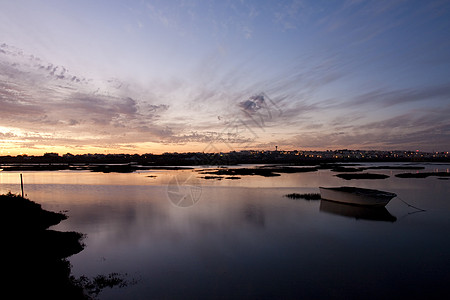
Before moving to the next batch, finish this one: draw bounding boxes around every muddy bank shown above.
[1,193,86,299]
[329,165,425,173]
[395,172,450,178]
[284,193,321,200]
[335,173,390,180]
[1,193,134,299]
[198,166,318,178]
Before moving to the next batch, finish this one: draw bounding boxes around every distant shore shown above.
[1,149,448,168]
[1,150,449,174]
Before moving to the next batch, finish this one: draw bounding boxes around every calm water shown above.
[1,163,449,299]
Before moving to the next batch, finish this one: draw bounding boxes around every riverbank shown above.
[1,192,86,299]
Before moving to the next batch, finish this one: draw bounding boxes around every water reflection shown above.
[242,203,265,228]
[320,200,397,222]
[2,164,450,299]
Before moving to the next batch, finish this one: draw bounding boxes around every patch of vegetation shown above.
[329,165,425,172]
[142,166,194,170]
[199,166,318,177]
[330,166,363,172]
[284,193,322,200]
[73,273,136,299]
[365,165,425,170]
[89,164,136,173]
[0,192,67,231]
[200,168,280,177]
[395,172,450,178]
[1,192,86,299]
[1,192,135,299]
[335,173,390,180]
[269,167,318,173]
[200,175,224,180]
[317,163,361,170]
[1,164,70,171]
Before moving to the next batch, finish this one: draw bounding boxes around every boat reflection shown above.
[320,200,397,222]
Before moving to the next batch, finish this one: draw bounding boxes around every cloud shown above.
[288,128,450,151]
[288,104,450,151]
[147,104,169,113]
[2,38,449,153]
[160,130,253,145]
[359,105,450,131]
[330,112,365,128]
[0,43,89,85]
[142,0,262,40]
[273,0,307,30]
[0,45,178,149]
[65,95,138,117]
[0,81,45,116]
[239,94,266,114]
[0,131,19,139]
[351,83,450,108]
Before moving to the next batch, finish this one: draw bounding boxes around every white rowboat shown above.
[319,186,396,207]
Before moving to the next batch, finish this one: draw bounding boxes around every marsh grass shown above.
[395,172,450,178]
[335,173,389,180]
[73,273,136,299]
[284,193,321,200]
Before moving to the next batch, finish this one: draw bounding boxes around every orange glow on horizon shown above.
[0,140,319,156]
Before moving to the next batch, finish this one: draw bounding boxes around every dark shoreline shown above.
[1,193,134,299]
[335,173,390,180]
[1,192,86,299]
[0,162,435,174]
[1,149,449,170]
[395,172,450,178]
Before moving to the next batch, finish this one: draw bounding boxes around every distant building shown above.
[43,152,59,158]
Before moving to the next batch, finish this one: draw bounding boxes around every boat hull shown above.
[319,187,396,207]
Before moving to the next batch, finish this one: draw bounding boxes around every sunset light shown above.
[1,3,450,298]
[1,1,449,155]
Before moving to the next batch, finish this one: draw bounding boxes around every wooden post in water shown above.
[20,173,24,198]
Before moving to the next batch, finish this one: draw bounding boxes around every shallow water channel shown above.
[1,163,449,299]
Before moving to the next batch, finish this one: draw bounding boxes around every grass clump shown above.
[395,172,450,178]
[335,173,389,180]
[284,193,321,200]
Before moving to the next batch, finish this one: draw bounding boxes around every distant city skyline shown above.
[1,1,449,155]
[2,149,448,166]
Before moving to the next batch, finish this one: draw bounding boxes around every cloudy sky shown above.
[1,0,449,155]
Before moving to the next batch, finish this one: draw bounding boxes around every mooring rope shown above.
[396,195,426,212]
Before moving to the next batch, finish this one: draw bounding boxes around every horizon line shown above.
[2,149,449,157]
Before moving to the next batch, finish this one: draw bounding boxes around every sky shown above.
[0,0,449,155]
